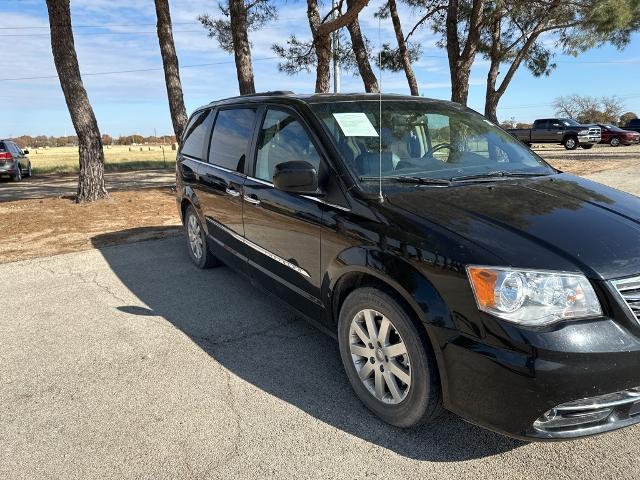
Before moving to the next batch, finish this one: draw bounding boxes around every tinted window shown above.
[208,108,256,172]
[181,109,214,159]
[255,109,321,182]
[0,142,7,152]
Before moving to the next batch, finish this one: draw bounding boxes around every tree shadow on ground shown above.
[92,232,524,462]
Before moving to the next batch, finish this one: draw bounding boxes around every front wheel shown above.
[563,136,578,150]
[184,205,220,269]
[338,287,442,428]
[24,162,32,178]
[609,137,621,147]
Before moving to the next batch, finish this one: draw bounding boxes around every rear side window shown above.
[181,109,214,159]
[0,142,6,152]
[208,108,257,172]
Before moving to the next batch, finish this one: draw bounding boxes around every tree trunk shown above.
[155,0,188,140]
[307,0,369,93]
[446,0,484,106]
[388,0,418,96]
[346,0,378,93]
[307,0,330,93]
[46,0,107,203]
[484,16,501,122]
[229,0,256,95]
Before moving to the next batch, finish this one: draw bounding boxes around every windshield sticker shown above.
[332,113,379,137]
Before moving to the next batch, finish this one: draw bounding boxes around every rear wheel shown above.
[12,163,22,182]
[184,205,220,269]
[563,136,578,150]
[609,137,621,147]
[338,287,442,428]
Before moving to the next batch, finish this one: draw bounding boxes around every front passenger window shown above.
[255,109,321,182]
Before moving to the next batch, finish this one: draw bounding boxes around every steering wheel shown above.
[430,143,453,155]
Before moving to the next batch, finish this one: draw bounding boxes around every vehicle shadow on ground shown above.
[92,231,524,462]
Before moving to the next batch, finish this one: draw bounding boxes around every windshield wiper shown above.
[359,175,451,186]
[450,171,551,182]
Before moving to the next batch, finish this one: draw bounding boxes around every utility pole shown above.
[331,0,340,93]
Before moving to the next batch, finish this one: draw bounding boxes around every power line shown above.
[0,22,199,30]
[0,57,280,82]
[0,29,205,37]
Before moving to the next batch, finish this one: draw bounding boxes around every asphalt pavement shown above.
[2,236,639,479]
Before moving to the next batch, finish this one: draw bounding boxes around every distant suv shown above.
[508,118,601,150]
[624,118,640,134]
[0,140,31,181]
[176,92,640,441]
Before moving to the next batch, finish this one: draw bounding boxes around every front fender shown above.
[324,246,455,400]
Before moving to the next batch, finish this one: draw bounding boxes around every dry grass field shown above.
[29,144,176,174]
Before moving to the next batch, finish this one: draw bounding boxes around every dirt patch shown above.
[534,143,640,175]
[0,188,181,263]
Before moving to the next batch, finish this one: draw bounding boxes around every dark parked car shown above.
[0,140,31,181]
[624,118,640,134]
[176,92,640,441]
[508,118,601,150]
[596,124,640,146]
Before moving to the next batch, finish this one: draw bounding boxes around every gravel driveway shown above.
[2,237,639,480]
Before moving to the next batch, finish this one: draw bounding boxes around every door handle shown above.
[225,187,241,197]
[243,194,261,206]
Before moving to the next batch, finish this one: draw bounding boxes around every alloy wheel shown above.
[610,137,620,147]
[565,138,576,149]
[187,214,203,259]
[348,309,412,404]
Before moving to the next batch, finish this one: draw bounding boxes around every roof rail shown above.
[210,91,295,103]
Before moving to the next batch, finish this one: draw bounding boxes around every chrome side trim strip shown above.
[182,156,246,177]
[206,217,311,278]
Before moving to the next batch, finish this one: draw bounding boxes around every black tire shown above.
[12,163,22,182]
[563,136,578,150]
[338,287,442,428]
[580,144,594,150]
[184,205,220,269]
[24,162,32,178]
[609,137,621,147]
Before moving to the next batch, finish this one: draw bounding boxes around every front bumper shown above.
[435,294,640,440]
[578,134,601,145]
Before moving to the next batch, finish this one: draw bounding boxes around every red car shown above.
[597,124,640,146]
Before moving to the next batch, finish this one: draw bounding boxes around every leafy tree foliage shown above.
[553,94,625,124]
[619,111,638,127]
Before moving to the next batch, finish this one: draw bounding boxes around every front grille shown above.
[612,275,640,322]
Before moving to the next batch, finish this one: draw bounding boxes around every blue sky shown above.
[1,0,639,137]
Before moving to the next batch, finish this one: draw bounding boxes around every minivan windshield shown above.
[310,100,555,188]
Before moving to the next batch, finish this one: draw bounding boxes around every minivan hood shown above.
[385,174,640,280]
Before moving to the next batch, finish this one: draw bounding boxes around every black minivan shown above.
[175,92,640,440]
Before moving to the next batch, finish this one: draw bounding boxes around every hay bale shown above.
[171,143,178,150]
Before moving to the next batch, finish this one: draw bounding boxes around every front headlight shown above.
[578,129,589,135]
[467,266,602,326]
